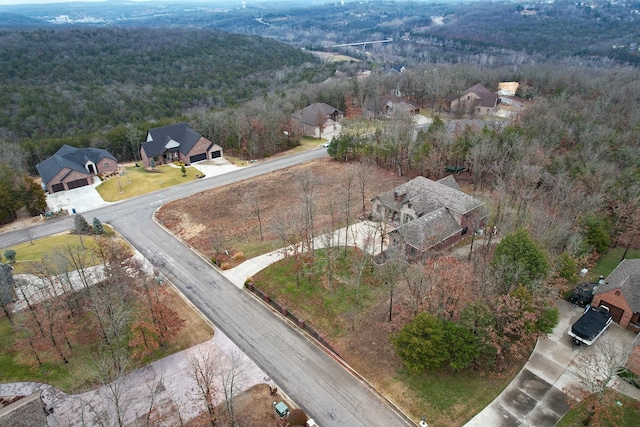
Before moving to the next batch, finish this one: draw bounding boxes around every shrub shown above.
[220,262,231,270]
[232,251,245,261]
[4,249,16,264]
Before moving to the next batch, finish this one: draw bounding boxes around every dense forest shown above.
[0,27,321,142]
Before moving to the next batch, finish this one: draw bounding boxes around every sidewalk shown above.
[223,221,384,287]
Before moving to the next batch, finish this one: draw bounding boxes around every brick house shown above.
[371,175,487,258]
[450,84,498,116]
[592,258,640,329]
[140,123,223,168]
[291,103,343,138]
[36,145,118,194]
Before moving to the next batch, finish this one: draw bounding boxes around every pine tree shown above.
[92,217,105,235]
[74,214,90,235]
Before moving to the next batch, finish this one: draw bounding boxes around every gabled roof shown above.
[141,123,202,158]
[596,259,640,312]
[391,207,462,251]
[291,103,343,127]
[375,176,483,216]
[363,94,419,115]
[460,84,498,108]
[36,145,116,185]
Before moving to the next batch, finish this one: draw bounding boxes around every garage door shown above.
[67,178,90,190]
[51,183,64,193]
[600,301,624,323]
[210,150,221,159]
[190,153,207,163]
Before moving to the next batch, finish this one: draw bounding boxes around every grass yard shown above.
[1,232,109,274]
[96,164,198,202]
[250,246,522,426]
[556,390,640,427]
[589,247,640,281]
[398,367,520,426]
[252,248,381,338]
[0,286,212,393]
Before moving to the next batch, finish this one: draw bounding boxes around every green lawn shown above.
[1,233,106,274]
[556,390,640,427]
[399,366,519,426]
[252,247,381,337]
[589,247,640,281]
[96,164,198,202]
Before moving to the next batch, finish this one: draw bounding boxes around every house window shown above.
[104,163,110,169]
[461,227,468,236]
[487,108,490,113]
[467,96,470,100]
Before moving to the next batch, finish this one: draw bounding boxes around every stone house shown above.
[140,123,223,168]
[371,175,487,258]
[450,84,498,116]
[291,103,343,138]
[36,145,118,194]
[592,258,640,329]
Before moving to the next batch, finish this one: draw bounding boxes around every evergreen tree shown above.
[92,217,105,235]
[74,214,90,235]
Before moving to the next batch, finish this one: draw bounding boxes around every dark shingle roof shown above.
[596,259,640,312]
[376,176,482,216]
[141,123,202,158]
[291,103,342,127]
[462,84,498,108]
[391,207,462,250]
[363,94,419,114]
[36,145,116,185]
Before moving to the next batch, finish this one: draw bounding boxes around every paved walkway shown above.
[223,221,384,288]
[464,299,639,427]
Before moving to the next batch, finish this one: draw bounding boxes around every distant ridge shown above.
[0,12,50,28]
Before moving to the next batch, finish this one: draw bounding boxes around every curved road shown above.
[0,149,413,427]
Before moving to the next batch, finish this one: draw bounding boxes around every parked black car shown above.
[569,282,595,306]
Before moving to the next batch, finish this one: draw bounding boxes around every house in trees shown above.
[291,103,343,139]
[449,84,498,117]
[372,175,487,258]
[36,145,118,194]
[362,94,420,119]
[140,123,223,168]
[592,259,640,329]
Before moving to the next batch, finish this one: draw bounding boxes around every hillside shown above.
[0,27,320,140]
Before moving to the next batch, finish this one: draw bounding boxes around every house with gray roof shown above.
[450,84,498,117]
[140,123,223,168]
[36,145,117,194]
[362,94,420,119]
[592,259,640,329]
[291,103,343,139]
[372,176,487,258]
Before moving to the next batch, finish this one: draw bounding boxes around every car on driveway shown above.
[568,282,596,306]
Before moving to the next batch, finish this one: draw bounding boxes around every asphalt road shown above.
[0,148,414,427]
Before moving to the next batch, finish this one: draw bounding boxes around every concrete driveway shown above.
[44,159,240,215]
[465,299,639,427]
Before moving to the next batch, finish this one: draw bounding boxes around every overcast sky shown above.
[0,0,107,4]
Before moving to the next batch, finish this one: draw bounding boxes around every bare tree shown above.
[187,348,219,427]
[91,349,134,427]
[216,349,249,426]
[243,189,264,242]
[355,160,373,215]
[565,337,632,427]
